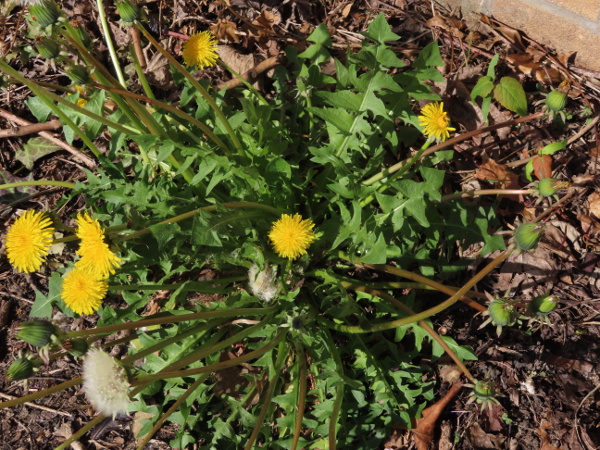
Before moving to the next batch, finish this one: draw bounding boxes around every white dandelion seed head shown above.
[248,263,279,302]
[82,348,130,418]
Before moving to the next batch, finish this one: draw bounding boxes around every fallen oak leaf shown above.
[411,382,463,450]
[536,419,560,450]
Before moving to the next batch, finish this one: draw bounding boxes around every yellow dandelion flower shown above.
[75,212,121,278]
[182,31,219,69]
[76,97,88,108]
[5,210,55,273]
[268,214,317,260]
[418,102,456,142]
[61,267,107,315]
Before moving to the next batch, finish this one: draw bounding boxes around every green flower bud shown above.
[63,338,89,357]
[17,320,61,348]
[536,178,556,198]
[530,294,558,316]
[29,0,63,27]
[488,299,518,327]
[7,357,39,381]
[513,222,542,252]
[67,65,90,85]
[116,0,141,23]
[545,90,568,112]
[473,380,496,402]
[36,37,60,59]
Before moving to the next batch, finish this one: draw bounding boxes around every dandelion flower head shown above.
[268,214,317,260]
[182,31,219,69]
[75,212,121,278]
[5,210,55,273]
[83,348,130,418]
[61,267,108,315]
[418,102,456,142]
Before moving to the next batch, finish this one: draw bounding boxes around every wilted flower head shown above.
[268,214,317,260]
[5,210,55,273]
[61,267,108,315]
[248,264,279,302]
[182,31,219,69]
[82,348,130,418]
[418,102,456,142]
[75,212,122,278]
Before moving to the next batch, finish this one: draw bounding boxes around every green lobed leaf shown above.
[362,13,401,44]
[30,272,63,318]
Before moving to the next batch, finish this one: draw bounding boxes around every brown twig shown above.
[217,56,281,90]
[0,108,96,169]
[0,119,61,138]
[0,392,72,417]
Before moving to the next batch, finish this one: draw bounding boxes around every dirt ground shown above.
[1,1,599,449]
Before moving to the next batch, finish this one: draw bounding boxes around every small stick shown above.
[0,108,96,169]
[0,119,61,138]
[0,392,72,417]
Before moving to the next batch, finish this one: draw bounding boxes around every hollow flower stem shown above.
[65,306,278,338]
[326,247,513,333]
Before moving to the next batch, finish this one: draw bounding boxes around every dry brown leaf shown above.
[495,245,557,298]
[144,50,173,89]
[557,51,577,68]
[536,419,561,450]
[341,2,353,18]
[467,422,506,449]
[483,401,504,432]
[587,191,600,219]
[475,157,520,191]
[252,10,281,32]
[411,382,463,450]
[217,45,255,78]
[545,354,594,374]
[210,19,240,44]
[426,15,449,30]
[494,26,525,49]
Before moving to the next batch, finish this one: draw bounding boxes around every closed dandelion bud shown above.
[473,380,496,402]
[513,222,542,252]
[29,0,63,27]
[116,0,141,23]
[7,357,39,381]
[545,90,568,112]
[536,177,556,198]
[488,299,517,327]
[63,338,89,357]
[17,320,61,348]
[36,37,60,59]
[67,65,90,85]
[530,294,558,316]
